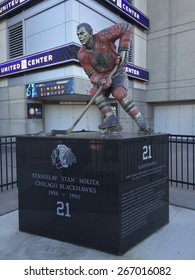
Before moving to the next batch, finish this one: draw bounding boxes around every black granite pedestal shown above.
[17,132,169,255]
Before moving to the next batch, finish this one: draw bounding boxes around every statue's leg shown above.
[90,86,112,116]
[90,86,120,129]
[112,86,150,132]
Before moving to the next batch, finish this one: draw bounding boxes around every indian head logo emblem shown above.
[51,144,76,169]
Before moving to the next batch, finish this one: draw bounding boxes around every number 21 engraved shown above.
[56,201,71,217]
[143,145,152,160]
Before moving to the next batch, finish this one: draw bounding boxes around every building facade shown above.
[147,0,195,135]
[0,0,149,135]
[0,0,194,136]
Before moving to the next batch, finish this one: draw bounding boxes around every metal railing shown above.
[169,135,195,190]
[0,134,195,192]
[0,136,17,191]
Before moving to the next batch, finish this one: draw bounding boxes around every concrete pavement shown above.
[0,187,18,216]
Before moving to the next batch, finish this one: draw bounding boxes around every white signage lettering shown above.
[0,0,28,16]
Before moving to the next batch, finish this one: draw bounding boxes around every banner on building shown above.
[126,64,149,82]
[0,0,32,19]
[26,78,74,99]
[0,44,80,77]
[103,0,149,30]
[0,44,149,82]
[1,1,149,30]
[27,103,42,119]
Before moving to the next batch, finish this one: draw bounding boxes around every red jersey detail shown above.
[78,23,132,85]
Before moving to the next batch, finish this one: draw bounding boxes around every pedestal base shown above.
[17,132,169,255]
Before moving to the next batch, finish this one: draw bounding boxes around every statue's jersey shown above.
[78,22,132,85]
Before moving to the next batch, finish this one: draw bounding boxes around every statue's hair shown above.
[77,23,93,34]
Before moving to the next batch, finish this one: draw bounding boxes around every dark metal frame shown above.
[169,135,195,190]
[0,136,17,191]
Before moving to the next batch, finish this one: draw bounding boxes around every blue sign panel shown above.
[104,0,149,30]
[0,44,149,82]
[27,103,42,119]
[0,0,32,18]
[0,0,149,30]
[0,43,80,77]
[26,78,74,99]
[126,64,149,82]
